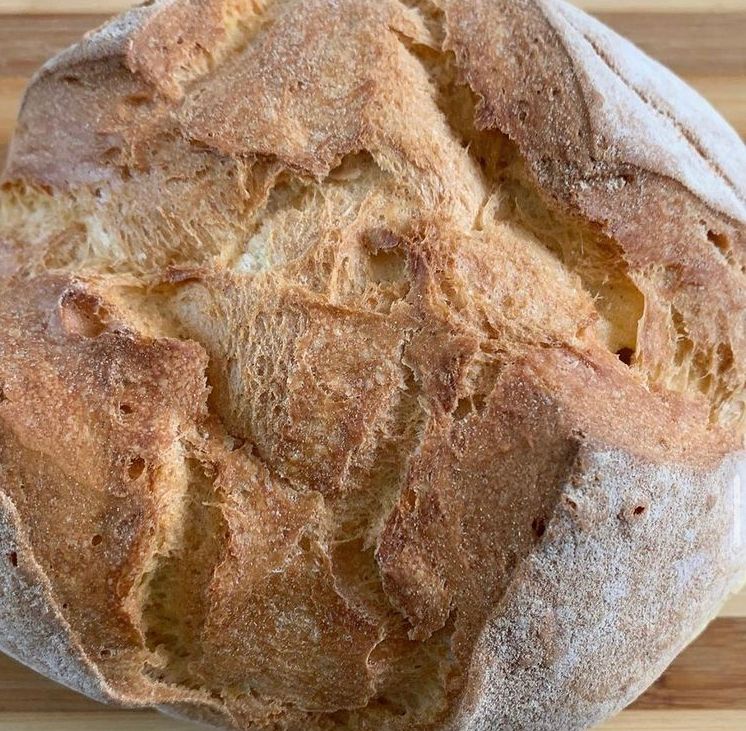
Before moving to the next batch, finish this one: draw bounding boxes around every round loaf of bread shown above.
[1,1,745,729]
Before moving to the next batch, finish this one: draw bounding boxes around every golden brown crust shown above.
[444,0,746,431]
[0,1,745,730]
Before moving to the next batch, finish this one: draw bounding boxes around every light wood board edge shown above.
[0,709,745,730]
[0,0,745,13]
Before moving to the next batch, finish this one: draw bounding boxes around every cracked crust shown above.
[0,1,745,730]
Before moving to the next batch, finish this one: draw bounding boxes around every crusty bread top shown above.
[3,0,744,432]
[451,0,746,222]
[0,2,745,731]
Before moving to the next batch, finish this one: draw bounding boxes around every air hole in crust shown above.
[616,347,634,366]
[91,534,103,547]
[8,551,17,567]
[633,505,646,516]
[368,247,407,283]
[100,648,112,658]
[229,435,246,452]
[59,290,107,338]
[707,230,731,256]
[532,517,547,538]
[125,93,151,107]
[453,394,487,421]
[101,147,122,163]
[119,403,134,415]
[127,457,146,480]
[453,398,472,421]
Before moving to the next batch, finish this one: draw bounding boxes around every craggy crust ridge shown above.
[0,1,745,730]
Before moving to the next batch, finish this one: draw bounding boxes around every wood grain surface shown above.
[0,1,745,729]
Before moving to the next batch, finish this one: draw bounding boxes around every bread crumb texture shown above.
[0,1,745,730]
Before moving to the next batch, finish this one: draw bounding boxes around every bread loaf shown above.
[0,1,745,729]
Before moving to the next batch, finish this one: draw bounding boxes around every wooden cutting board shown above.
[0,1,745,729]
